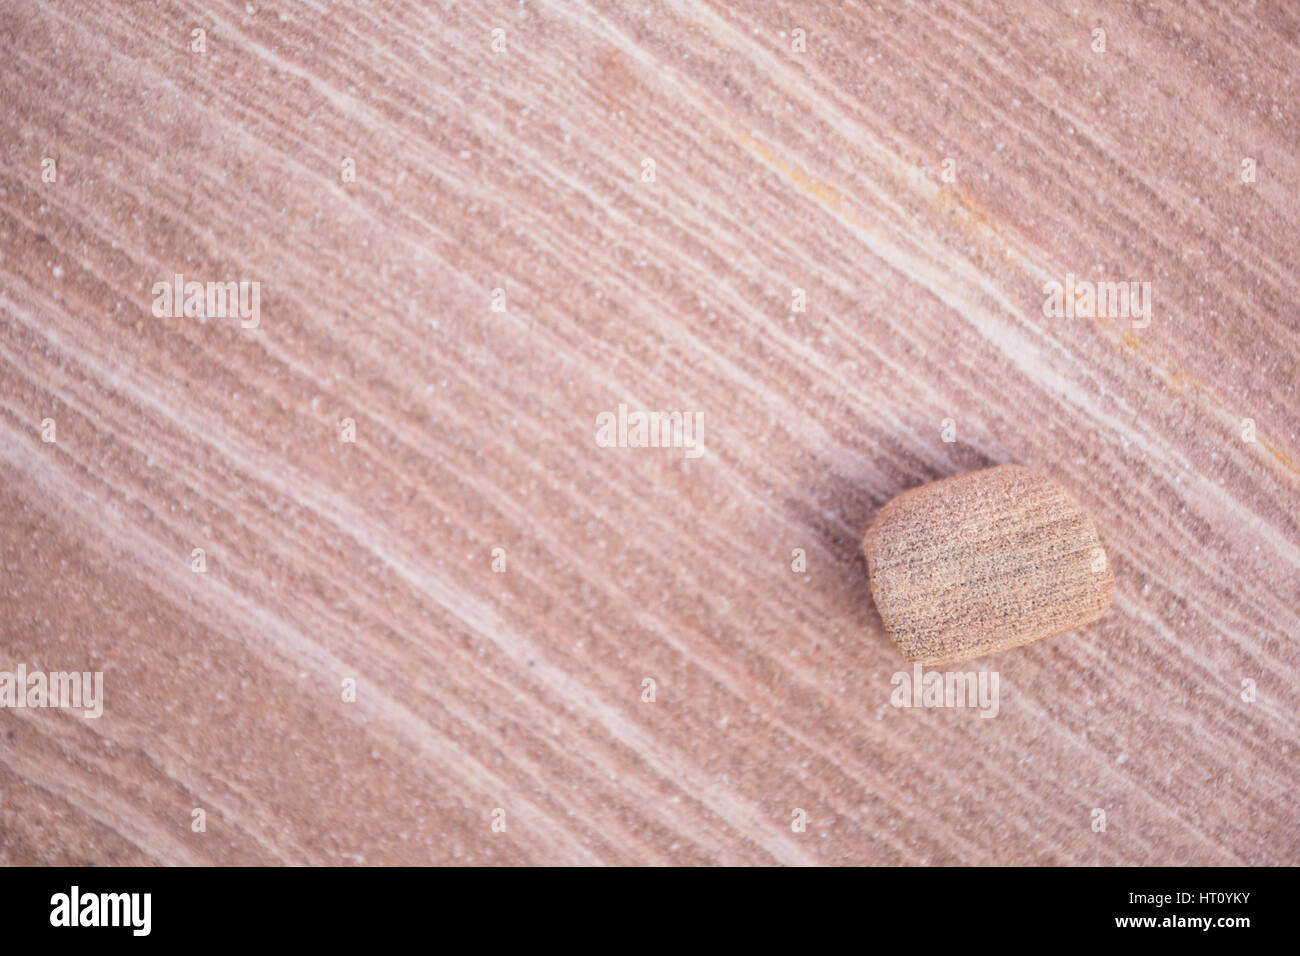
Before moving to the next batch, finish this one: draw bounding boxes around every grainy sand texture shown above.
[1,0,1298,865]
[863,465,1115,666]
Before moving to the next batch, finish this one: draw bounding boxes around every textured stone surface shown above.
[1,0,1298,866]
[864,465,1114,665]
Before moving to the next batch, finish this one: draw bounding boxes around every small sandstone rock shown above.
[863,465,1113,665]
